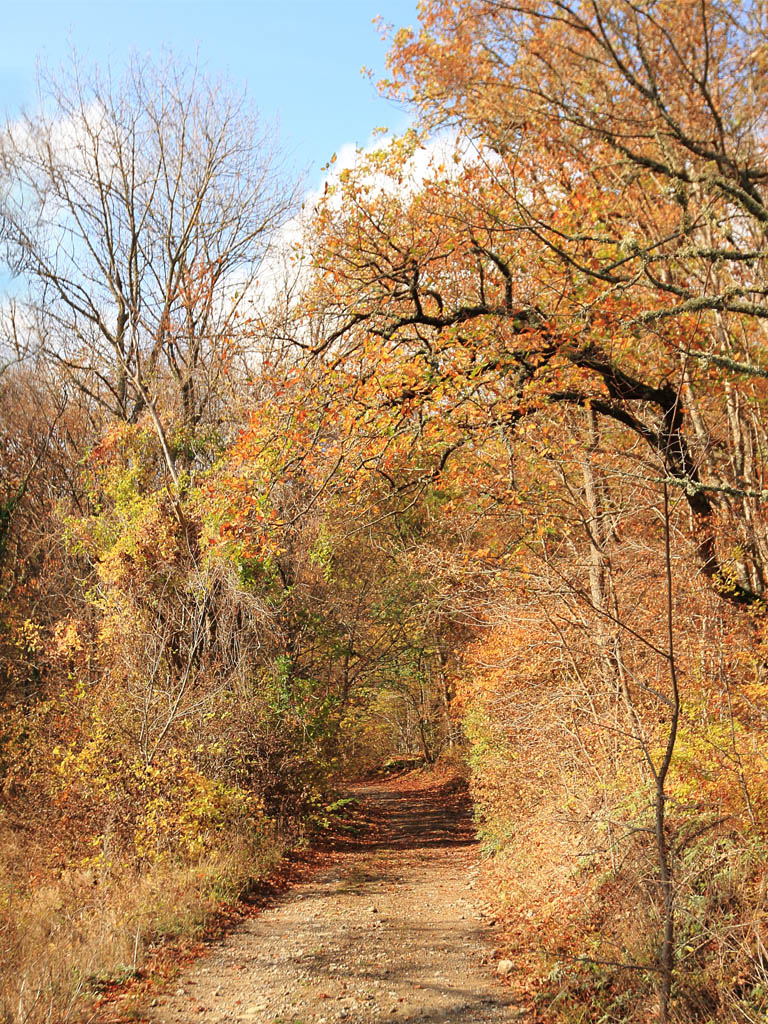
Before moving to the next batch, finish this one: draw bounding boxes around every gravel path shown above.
[145,773,522,1024]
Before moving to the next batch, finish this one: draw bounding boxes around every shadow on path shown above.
[329,773,479,853]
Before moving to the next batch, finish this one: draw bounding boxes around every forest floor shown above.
[122,769,524,1024]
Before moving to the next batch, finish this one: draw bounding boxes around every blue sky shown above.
[0,0,421,183]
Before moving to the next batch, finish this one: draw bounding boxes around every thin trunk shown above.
[656,481,680,1023]
[581,408,627,698]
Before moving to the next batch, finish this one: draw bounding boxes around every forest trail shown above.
[144,771,523,1024]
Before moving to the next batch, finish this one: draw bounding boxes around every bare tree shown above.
[0,52,300,442]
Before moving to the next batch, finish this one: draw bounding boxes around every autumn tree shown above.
[382,0,768,602]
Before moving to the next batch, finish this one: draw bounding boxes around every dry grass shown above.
[0,823,284,1024]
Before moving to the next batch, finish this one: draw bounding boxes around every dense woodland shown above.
[2,2,768,1022]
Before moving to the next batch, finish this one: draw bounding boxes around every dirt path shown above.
[145,772,522,1024]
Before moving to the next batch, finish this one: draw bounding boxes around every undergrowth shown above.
[0,818,286,1024]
